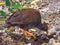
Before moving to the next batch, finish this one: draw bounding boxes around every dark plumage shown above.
[4,8,48,31]
[4,9,41,28]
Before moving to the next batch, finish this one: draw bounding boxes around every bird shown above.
[4,8,41,30]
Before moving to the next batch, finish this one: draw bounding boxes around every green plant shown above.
[6,0,10,6]
[6,0,29,12]
[0,10,7,17]
[0,0,29,17]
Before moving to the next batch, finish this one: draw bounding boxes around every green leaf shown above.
[8,8,14,13]
[25,0,29,2]
[12,2,22,10]
[16,2,22,9]
[0,10,6,17]
[6,0,10,6]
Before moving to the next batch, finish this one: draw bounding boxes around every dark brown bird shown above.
[4,9,41,28]
[4,8,48,31]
